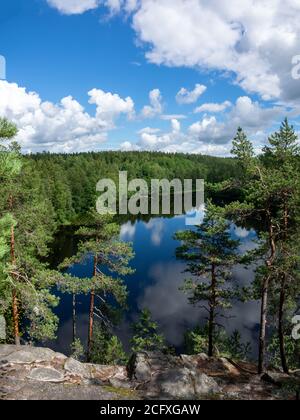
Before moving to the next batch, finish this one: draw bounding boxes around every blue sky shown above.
[0,0,300,154]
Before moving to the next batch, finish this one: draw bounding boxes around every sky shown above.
[0,0,300,155]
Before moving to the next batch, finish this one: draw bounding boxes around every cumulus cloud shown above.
[176,84,207,104]
[0,81,134,153]
[189,96,284,146]
[141,88,163,118]
[99,0,300,102]
[122,95,287,155]
[160,114,186,121]
[194,101,232,114]
[88,88,135,125]
[47,0,100,15]
[46,1,300,101]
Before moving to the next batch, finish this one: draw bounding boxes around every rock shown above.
[0,345,18,361]
[5,350,39,365]
[147,367,220,399]
[88,364,127,382]
[64,358,91,379]
[4,347,58,364]
[5,382,137,400]
[180,354,208,369]
[261,371,292,387]
[128,353,152,382]
[0,345,293,400]
[26,347,61,363]
[156,368,195,399]
[193,372,221,395]
[27,367,64,383]
[109,378,133,390]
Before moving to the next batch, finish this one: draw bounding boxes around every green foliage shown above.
[231,127,254,167]
[70,338,85,361]
[0,118,18,141]
[230,119,300,372]
[59,211,135,326]
[0,118,60,343]
[175,201,244,356]
[25,151,241,223]
[268,330,300,371]
[131,309,166,353]
[90,323,127,365]
[185,326,251,361]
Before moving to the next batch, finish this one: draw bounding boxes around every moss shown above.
[103,385,139,399]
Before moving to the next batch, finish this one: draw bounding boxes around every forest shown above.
[0,116,299,377]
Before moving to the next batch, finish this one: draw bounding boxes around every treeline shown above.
[26,151,241,224]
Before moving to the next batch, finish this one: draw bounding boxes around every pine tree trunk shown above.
[72,293,76,344]
[208,263,216,357]
[208,307,214,357]
[10,222,20,346]
[258,275,269,374]
[12,289,20,346]
[278,201,289,374]
[87,290,95,360]
[278,276,289,374]
[258,215,276,374]
[87,255,97,360]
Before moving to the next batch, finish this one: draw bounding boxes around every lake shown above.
[48,209,260,358]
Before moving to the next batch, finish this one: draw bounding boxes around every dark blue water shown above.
[49,211,260,357]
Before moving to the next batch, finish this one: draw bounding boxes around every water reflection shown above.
[49,211,260,357]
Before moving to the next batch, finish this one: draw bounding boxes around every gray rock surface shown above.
[64,357,91,379]
[27,367,65,383]
[0,345,297,400]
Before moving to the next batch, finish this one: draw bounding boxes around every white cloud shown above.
[138,127,161,135]
[88,88,135,126]
[0,81,135,153]
[46,1,300,101]
[160,114,186,121]
[171,118,180,133]
[123,95,288,156]
[103,0,300,102]
[47,0,100,15]
[141,88,163,118]
[176,84,207,104]
[189,96,284,147]
[104,0,139,14]
[194,101,232,114]
[46,0,300,102]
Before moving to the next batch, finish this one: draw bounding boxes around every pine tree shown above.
[59,210,134,360]
[175,202,242,357]
[131,309,166,353]
[89,322,127,365]
[229,121,300,373]
[0,119,22,344]
[0,118,60,344]
[263,119,300,373]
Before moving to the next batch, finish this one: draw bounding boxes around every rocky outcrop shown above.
[128,352,299,400]
[0,345,298,400]
[0,345,134,400]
